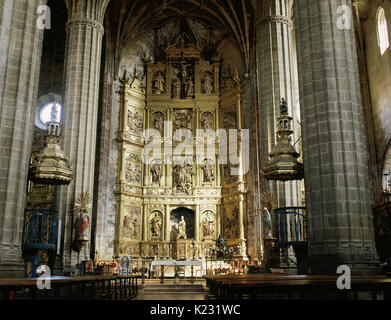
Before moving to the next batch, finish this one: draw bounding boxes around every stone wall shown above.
[365,1,391,170]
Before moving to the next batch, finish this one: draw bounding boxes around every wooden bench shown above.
[0,275,138,300]
[204,274,391,300]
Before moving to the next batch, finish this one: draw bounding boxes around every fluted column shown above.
[57,0,109,267]
[0,0,47,276]
[294,0,379,274]
[256,0,301,207]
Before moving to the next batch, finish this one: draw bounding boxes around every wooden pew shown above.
[0,275,138,300]
[204,274,391,300]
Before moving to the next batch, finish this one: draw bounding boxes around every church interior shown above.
[1,0,391,300]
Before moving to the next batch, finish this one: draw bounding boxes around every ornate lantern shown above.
[29,104,73,185]
[263,98,304,181]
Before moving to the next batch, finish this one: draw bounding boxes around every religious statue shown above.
[153,73,165,94]
[202,212,215,238]
[78,210,90,239]
[121,215,132,238]
[151,160,162,184]
[50,103,59,122]
[127,110,143,135]
[201,112,213,130]
[177,215,187,239]
[173,162,193,194]
[151,213,162,238]
[179,58,192,81]
[185,77,194,98]
[73,192,92,243]
[174,111,192,130]
[202,73,213,94]
[172,78,181,98]
[153,112,164,134]
[263,207,273,237]
[280,97,288,114]
[202,159,215,183]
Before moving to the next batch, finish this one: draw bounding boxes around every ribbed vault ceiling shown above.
[105,0,257,72]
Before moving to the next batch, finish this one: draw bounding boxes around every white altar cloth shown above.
[150,260,203,272]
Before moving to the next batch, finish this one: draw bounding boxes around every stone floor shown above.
[136,279,210,300]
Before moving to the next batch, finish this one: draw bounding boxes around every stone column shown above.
[0,0,47,276]
[57,0,109,267]
[256,0,301,207]
[195,205,200,241]
[294,0,379,274]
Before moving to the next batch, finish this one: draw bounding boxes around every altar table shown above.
[150,261,203,283]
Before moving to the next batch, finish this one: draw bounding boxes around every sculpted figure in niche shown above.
[151,160,162,184]
[127,110,143,135]
[202,211,215,238]
[202,159,215,183]
[177,215,187,239]
[153,72,165,94]
[151,213,162,238]
[202,73,213,94]
[201,112,214,130]
[121,215,132,238]
[172,78,181,98]
[173,162,193,194]
[174,111,192,130]
[185,77,194,98]
[153,112,164,134]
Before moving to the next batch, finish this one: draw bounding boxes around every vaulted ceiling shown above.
[105,0,257,73]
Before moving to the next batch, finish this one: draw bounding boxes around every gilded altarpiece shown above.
[115,44,247,261]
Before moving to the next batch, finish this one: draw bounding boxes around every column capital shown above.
[255,0,293,29]
[66,17,104,33]
[65,0,110,23]
[256,15,293,30]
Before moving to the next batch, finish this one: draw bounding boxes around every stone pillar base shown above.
[308,241,381,275]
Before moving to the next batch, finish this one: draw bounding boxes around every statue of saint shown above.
[263,207,272,237]
[78,209,90,240]
[50,103,59,122]
[151,161,162,184]
[151,213,162,238]
[185,77,194,98]
[202,73,213,94]
[172,78,181,98]
[280,97,288,114]
[202,160,215,183]
[177,215,187,239]
[203,213,215,238]
[153,73,165,94]
[153,112,164,134]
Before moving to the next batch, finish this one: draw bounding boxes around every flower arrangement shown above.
[211,236,240,259]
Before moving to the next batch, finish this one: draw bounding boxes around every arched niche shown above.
[170,207,195,240]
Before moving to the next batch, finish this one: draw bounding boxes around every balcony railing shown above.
[274,207,307,247]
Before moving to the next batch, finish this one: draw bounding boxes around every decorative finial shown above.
[120,69,130,85]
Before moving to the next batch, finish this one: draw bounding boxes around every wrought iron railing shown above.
[274,207,307,247]
[22,209,57,250]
